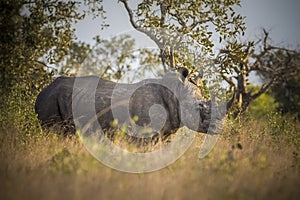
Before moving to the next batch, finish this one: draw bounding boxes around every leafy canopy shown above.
[119,0,246,71]
[0,0,104,131]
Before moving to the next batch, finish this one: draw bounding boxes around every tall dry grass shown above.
[0,115,299,200]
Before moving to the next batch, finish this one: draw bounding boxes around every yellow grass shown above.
[0,117,299,200]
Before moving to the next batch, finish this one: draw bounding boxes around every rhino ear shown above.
[177,67,189,82]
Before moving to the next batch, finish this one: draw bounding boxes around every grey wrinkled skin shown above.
[35,69,217,138]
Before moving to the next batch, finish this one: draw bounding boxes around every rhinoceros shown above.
[35,67,233,138]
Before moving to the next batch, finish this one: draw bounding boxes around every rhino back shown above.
[35,76,100,128]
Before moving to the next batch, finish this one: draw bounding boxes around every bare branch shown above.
[251,77,275,100]
[119,0,163,49]
[262,28,269,51]
[34,60,57,70]
[221,74,236,89]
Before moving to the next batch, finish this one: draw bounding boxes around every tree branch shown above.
[168,11,211,32]
[34,60,57,70]
[251,77,275,100]
[160,2,167,28]
[119,0,163,49]
[221,74,236,89]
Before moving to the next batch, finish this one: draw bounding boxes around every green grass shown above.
[0,115,299,200]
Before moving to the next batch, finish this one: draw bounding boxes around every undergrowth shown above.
[0,112,299,200]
